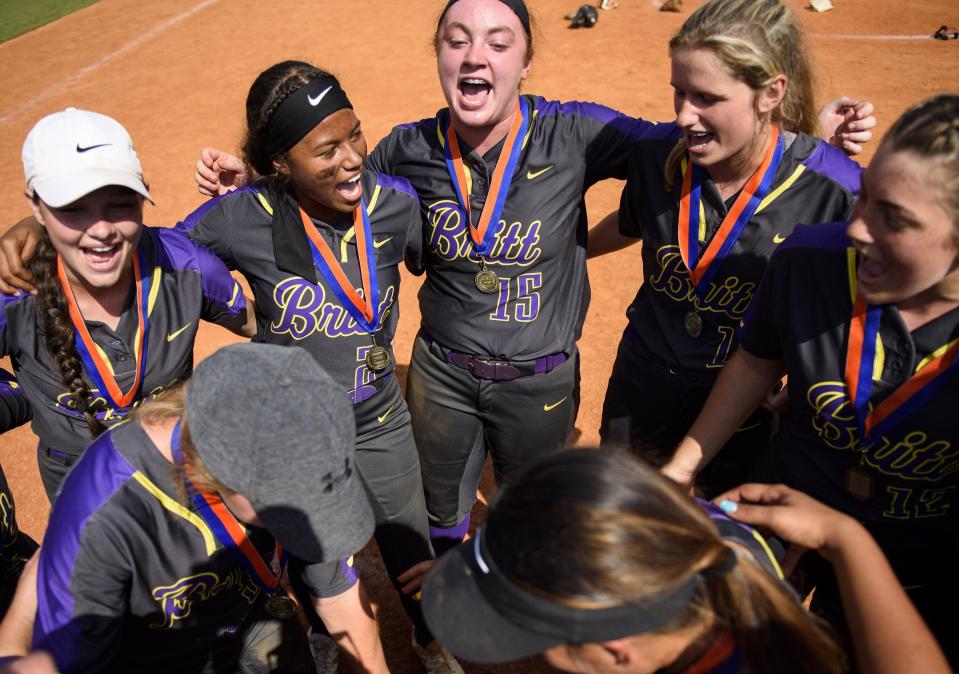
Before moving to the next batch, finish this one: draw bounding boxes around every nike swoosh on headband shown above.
[308,86,333,107]
[76,143,111,153]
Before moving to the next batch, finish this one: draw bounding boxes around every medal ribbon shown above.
[300,199,380,333]
[57,250,151,414]
[678,126,784,297]
[442,97,530,256]
[844,287,959,440]
[171,423,286,593]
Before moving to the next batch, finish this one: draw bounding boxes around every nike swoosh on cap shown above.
[76,143,111,153]
[308,86,333,107]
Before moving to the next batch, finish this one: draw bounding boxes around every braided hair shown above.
[878,94,959,234]
[29,228,107,438]
[241,61,337,182]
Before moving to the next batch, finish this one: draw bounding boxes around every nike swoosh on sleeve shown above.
[166,323,193,342]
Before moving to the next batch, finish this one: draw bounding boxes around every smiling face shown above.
[436,0,532,143]
[847,149,959,306]
[671,47,785,183]
[274,107,367,221]
[29,185,143,293]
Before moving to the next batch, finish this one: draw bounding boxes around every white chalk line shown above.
[0,0,219,126]
[809,33,934,41]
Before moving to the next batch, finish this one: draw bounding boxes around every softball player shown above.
[188,0,868,547]
[1,109,253,501]
[421,448,846,674]
[665,94,959,665]
[599,0,862,496]
[31,343,374,673]
[0,370,38,619]
[367,0,674,549]
[176,62,457,671]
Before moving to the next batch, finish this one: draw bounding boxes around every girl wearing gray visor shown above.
[421,448,948,674]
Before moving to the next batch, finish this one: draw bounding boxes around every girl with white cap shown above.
[1,108,254,499]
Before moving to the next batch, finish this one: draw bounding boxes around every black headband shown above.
[471,528,701,644]
[264,76,353,157]
[438,0,531,36]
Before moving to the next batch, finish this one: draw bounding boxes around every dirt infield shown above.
[0,0,956,670]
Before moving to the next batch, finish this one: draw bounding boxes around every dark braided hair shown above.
[29,228,107,438]
[242,61,337,182]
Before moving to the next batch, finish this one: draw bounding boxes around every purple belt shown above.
[349,374,391,405]
[420,331,569,382]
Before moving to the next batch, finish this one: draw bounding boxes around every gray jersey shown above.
[367,94,673,360]
[177,172,421,394]
[34,419,279,673]
[620,127,861,372]
[0,227,244,457]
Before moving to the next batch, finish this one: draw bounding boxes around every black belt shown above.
[420,331,569,382]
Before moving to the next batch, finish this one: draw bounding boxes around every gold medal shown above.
[265,594,297,620]
[365,345,391,372]
[475,264,499,294]
[684,311,703,338]
[844,465,874,501]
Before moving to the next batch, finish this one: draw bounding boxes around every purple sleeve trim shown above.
[776,220,851,253]
[391,117,433,132]
[0,292,29,338]
[33,433,135,661]
[339,556,360,587]
[375,173,420,205]
[535,98,679,141]
[802,140,863,196]
[151,228,245,316]
[696,498,754,534]
[175,184,261,234]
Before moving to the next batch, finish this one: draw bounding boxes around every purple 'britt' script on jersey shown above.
[619,128,861,374]
[34,420,279,673]
[177,171,421,394]
[740,220,959,544]
[0,227,245,458]
[367,94,665,360]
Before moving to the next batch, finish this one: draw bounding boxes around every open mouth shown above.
[336,174,362,202]
[82,244,121,271]
[458,77,492,108]
[857,254,887,288]
[684,130,715,153]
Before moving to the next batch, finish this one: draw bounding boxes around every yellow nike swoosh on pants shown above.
[378,403,396,423]
[543,397,567,412]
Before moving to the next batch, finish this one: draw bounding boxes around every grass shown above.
[0,0,99,43]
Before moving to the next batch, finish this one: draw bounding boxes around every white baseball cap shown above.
[22,108,154,208]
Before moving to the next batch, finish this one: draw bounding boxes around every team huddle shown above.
[0,0,955,672]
